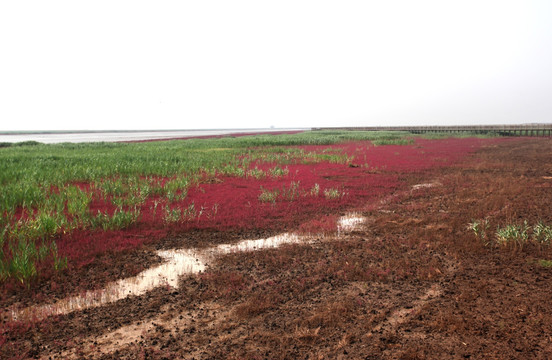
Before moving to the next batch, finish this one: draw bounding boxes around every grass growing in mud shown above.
[470,219,552,250]
[0,130,415,284]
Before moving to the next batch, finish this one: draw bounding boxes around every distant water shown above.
[0,129,306,144]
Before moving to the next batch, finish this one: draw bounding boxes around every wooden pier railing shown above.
[313,125,552,137]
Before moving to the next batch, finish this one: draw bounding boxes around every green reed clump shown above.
[532,221,552,247]
[310,183,320,197]
[162,203,197,224]
[1,235,66,286]
[9,238,38,284]
[496,221,530,250]
[246,167,266,179]
[470,219,552,251]
[90,207,141,231]
[258,182,303,204]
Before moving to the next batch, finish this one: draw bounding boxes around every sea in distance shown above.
[0,128,308,144]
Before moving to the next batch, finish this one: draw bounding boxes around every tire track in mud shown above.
[367,284,443,336]
[360,180,458,343]
[365,256,457,339]
[56,301,232,359]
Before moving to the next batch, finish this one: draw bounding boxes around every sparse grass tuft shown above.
[258,187,279,204]
[468,219,490,246]
[269,166,289,178]
[91,208,141,230]
[538,259,552,268]
[310,183,320,197]
[281,181,301,201]
[323,188,344,200]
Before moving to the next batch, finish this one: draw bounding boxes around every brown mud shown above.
[1,228,283,311]
[2,138,552,359]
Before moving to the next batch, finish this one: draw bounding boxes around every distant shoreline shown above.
[0,128,310,135]
[0,128,310,144]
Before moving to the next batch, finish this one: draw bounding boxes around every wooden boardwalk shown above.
[313,124,552,137]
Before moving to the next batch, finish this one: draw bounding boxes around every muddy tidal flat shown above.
[1,133,552,359]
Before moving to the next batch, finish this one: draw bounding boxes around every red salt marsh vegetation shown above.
[1,132,552,359]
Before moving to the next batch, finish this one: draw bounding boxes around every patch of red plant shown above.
[297,215,339,236]
[55,228,168,268]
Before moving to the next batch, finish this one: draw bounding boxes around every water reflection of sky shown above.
[9,213,364,322]
[0,129,305,144]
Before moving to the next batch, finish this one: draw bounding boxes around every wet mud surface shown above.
[1,228,284,312]
[0,249,163,311]
[2,138,552,359]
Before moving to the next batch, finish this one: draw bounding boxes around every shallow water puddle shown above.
[411,181,441,191]
[215,232,302,254]
[9,249,205,321]
[9,214,365,322]
[337,213,365,233]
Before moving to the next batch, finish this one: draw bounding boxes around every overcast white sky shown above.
[1,1,551,131]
